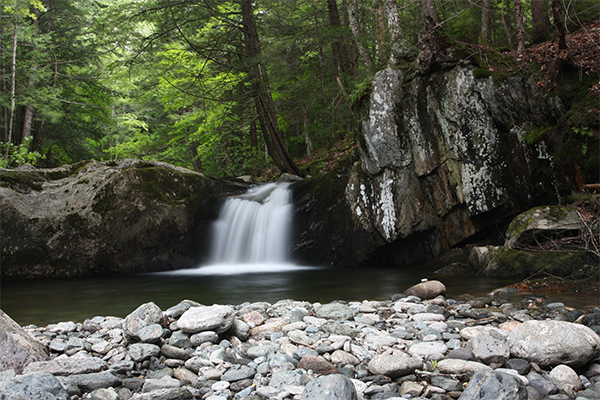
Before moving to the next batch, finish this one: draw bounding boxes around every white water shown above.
[166,182,313,276]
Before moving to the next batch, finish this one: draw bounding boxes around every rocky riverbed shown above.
[1,280,600,400]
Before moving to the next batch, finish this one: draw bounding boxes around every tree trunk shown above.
[481,0,491,46]
[303,103,313,158]
[500,0,515,49]
[551,0,567,50]
[327,0,357,78]
[385,0,404,66]
[374,0,386,66]
[22,9,41,143]
[6,5,18,156]
[241,0,301,176]
[348,0,372,70]
[531,0,551,44]
[514,0,526,57]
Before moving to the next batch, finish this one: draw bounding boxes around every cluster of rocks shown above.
[2,280,600,400]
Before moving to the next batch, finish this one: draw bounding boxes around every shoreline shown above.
[2,280,600,399]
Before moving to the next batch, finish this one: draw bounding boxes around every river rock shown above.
[315,303,355,320]
[0,371,69,400]
[23,355,107,375]
[221,366,256,382]
[459,369,527,400]
[130,387,194,400]
[123,302,164,339]
[301,374,358,400]
[177,305,234,334]
[436,359,492,379]
[0,309,49,374]
[297,355,339,375]
[404,280,447,300]
[128,343,161,362]
[408,341,448,360]
[62,371,122,392]
[547,364,583,394]
[367,354,423,377]
[467,332,510,365]
[507,320,600,367]
[137,324,164,344]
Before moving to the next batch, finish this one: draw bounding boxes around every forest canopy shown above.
[1,0,598,178]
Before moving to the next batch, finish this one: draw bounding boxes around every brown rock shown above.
[243,310,265,326]
[297,355,339,375]
[404,280,446,300]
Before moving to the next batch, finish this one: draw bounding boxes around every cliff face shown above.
[0,159,245,278]
[292,66,566,267]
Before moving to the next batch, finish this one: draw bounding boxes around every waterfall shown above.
[210,182,292,264]
[162,181,314,276]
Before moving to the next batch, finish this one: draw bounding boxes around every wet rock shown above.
[301,374,358,400]
[508,320,600,367]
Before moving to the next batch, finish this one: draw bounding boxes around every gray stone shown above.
[89,387,119,400]
[168,331,191,348]
[508,320,600,367]
[177,305,235,334]
[301,374,358,400]
[161,344,189,360]
[504,358,530,375]
[23,355,107,376]
[458,369,527,400]
[408,341,448,360]
[316,304,355,320]
[229,319,250,341]
[129,387,194,400]
[0,310,49,374]
[63,371,122,392]
[142,376,180,393]
[129,343,161,362]
[0,371,69,400]
[367,354,423,377]
[548,364,583,394]
[269,370,310,390]
[123,302,164,339]
[137,324,164,344]
[468,332,510,365]
[221,366,256,382]
[436,359,491,379]
[65,336,86,355]
[190,331,218,346]
[430,375,462,392]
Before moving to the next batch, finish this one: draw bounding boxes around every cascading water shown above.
[166,181,312,275]
[210,182,292,264]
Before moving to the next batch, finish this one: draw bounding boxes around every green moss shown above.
[524,125,552,144]
[482,247,594,277]
[92,194,118,213]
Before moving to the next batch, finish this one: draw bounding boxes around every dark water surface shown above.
[1,264,597,327]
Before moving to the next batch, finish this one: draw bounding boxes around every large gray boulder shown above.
[367,354,423,377]
[508,320,600,367]
[0,159,246,278]
[122,302,164,339]
[0,309,49,374]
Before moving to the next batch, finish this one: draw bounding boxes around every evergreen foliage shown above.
[0,0,597,178]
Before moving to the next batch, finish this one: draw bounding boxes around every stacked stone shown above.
[1,280,600,400]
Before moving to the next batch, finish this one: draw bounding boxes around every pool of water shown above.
[1,264,597,327]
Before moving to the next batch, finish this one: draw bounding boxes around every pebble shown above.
[2,286,600,400]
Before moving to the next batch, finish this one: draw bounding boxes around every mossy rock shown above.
[505,206,582,249]
[479,246,595,277]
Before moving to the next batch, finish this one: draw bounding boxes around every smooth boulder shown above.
[458,369,527,400]
[0,309,49,374]
[508,320,600,367]
[0,371,69,400]
[403,280,446,300]
[177,305,235,334]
